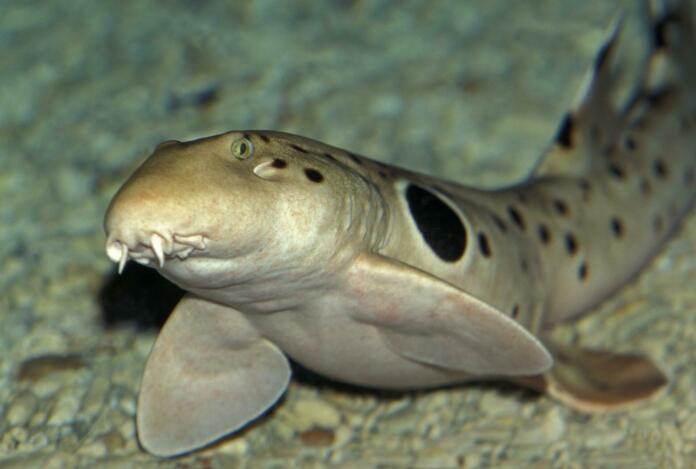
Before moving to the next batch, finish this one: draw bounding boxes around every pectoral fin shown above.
[137,294,291,457]
[516,340,668,412]
[344,254,552,376]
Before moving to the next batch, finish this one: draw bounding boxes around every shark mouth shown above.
[105,233,208,273]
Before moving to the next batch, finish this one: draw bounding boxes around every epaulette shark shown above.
[104,1,696,457]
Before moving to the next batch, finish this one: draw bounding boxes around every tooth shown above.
[151,234,165,268]
[174,234,207,250]
[118,244,128,274]
[106,240,123,263]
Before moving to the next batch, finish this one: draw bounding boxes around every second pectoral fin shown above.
[136,294,291,458]
[516,340,668,412]
[344,254,552,376]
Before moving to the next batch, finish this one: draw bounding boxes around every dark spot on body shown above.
[378,170,388,179]
[653,20,668,49]
[517,192,528,204]
[259,134,270,143]
[538,225,551,244]
[610,217,624,238]
[607,162,625,179]
[553,198,569,216]
[243,132,251,140]
[290,144,309,154]
[347,153,362,165]
[578,262,588,281]
[405,185,466,262]
[684,167,695,185]
[511,304,520,319]
[507,206,525,230]
[520,259,529,272]
[271,158,287,168]
[492,214,507,232]
[564,233,579,255]
[653,159,668,179]
[555,114,574,148]
[304,168,324,182]
[653,11,679,49]
[323,152,337,162]
[478,232,491,257]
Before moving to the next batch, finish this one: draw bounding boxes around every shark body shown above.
[104,1,696,457]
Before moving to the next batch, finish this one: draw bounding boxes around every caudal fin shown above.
[532,0,696,180]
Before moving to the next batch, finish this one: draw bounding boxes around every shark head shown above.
[104,131,376,292]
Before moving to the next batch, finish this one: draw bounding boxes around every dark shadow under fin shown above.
[515,341,667,412]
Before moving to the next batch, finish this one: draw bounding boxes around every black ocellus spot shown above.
[405,185,466,262]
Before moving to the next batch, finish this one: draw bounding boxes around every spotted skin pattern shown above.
[103,1,695,458]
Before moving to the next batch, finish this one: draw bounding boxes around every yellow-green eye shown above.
[230,137,254,160]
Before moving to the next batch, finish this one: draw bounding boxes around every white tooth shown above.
[174,234,207,250]
[106,240,123,263]
[151,234,165,268]
[118,244,128,274]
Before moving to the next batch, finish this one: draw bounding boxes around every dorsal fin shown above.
[531,13,627,178]
[532,0,695,179]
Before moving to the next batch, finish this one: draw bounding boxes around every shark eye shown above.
[230,137,254,160]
